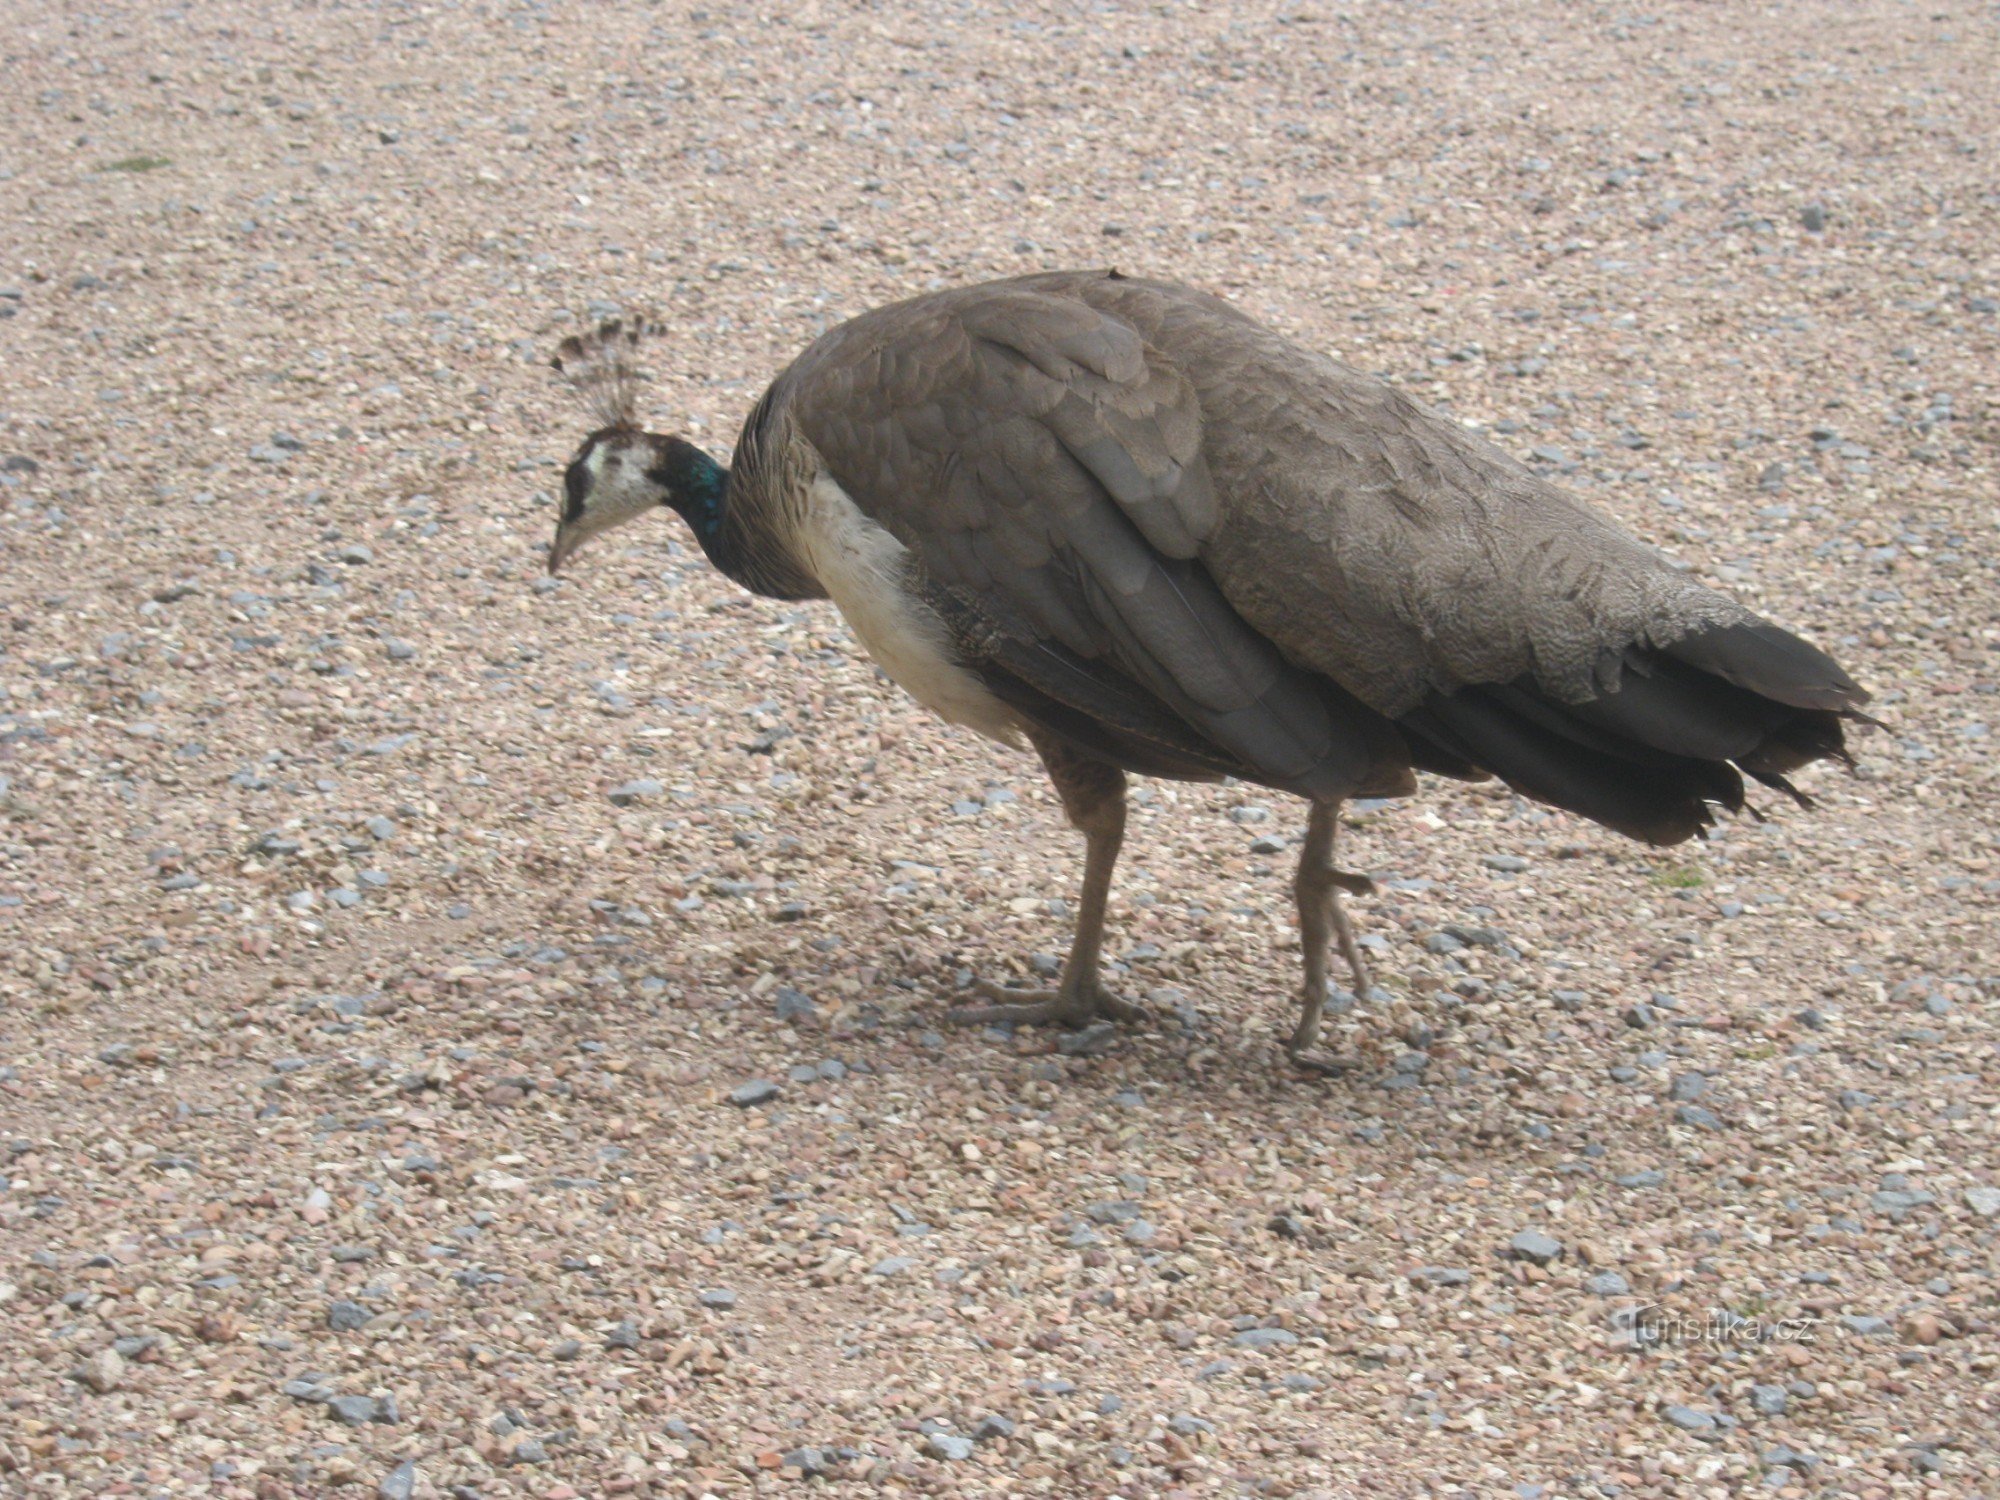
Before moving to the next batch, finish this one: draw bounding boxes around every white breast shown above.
[796,474,1025,749]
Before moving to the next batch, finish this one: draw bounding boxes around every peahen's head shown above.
[546,318,727,574]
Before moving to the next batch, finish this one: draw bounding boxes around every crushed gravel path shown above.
[1,1,1995,1495]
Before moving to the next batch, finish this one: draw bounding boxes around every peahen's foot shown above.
[1283,984,1356,1076]
[945,973,1142,1029]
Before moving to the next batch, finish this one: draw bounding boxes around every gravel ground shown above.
[2,1,1997,1496]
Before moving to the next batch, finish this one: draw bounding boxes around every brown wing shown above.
[772,279,1415,802]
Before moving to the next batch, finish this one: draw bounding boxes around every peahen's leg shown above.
[1288,799,1376,1065]
[946,735,1139,1028]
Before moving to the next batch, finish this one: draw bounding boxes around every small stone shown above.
[327,1299,372,1332]
[604,1320,641,1350]
[868,1256,915,1277]
[1763,1444,1819,1472]
[378,1460,417,1500]
[76,1348,124,1393]
[972,1414,1014,1442]
[1410,1266,1472,1287]
[1663,1404,1716,1432]
[509,1438,550,1465]
[698,1288,738,1310]
[1230,1326,1299,1350]
[1675,1103,1723,1130]
[1583,1271,1630,1296]
[1482,854,1529,873]
[1902,1312,1945,1345]
[1668,1072,1708,1101]
[1963,1186,2000,1218]
[1167,1413,1213,1437]
[727,1079,780,1107]
[329,1394,383,1426]
[925,1432,974,1461]
[1057,1020,1119,1056]
[782,1447,827,1476]
[1508,1230,1564,1266]
[1800,203,1828,232]
[606,778,664,806]
[1839,1314,1892,1337]
[1749,1384,1789,1417]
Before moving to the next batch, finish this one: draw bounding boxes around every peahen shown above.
[546,271,1871,1066]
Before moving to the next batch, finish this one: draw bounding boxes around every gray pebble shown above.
[1839,1314,1891,1336]
[697,1288,737,1310]
[1057,1020,1120,1056]
[1963,1186,2000,1218]
[606,778,664,806]
[1167,1413,1213,1436]
[1583,1271,1630,1296]
[1410,1266,1472,1287]
[1750,1384,1789,1416]
[1508,1229,1564,1265]
[1482,854,1529,872]
[509,1438,550,1465]
[727,1079,780,1107]
[378,1460,417,1500]
[1668,1072,1708,1101]
[1662,1404,1715,1432]
[604,1319,641,1350]
[972,1414,1014,1441]
[868,1256,914,1277]
[1675,1104,1723,1130]
[327,1299,372,1332]
[1763,1444,1819,1472]
[329,1394,385,1426]
[925,1432,974,1460]
[1800,203,1828,232]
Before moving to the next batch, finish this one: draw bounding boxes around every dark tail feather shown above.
[1662,621,1868,714]
[1402,690,1741,846]
[1400,619,1869,847]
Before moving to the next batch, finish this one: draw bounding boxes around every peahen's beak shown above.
[547,522,581,575]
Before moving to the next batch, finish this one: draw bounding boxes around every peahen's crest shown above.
[551,315,662,429]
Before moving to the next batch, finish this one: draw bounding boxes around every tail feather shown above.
[1662,620,1867,714]
[1399,618,1867,846]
